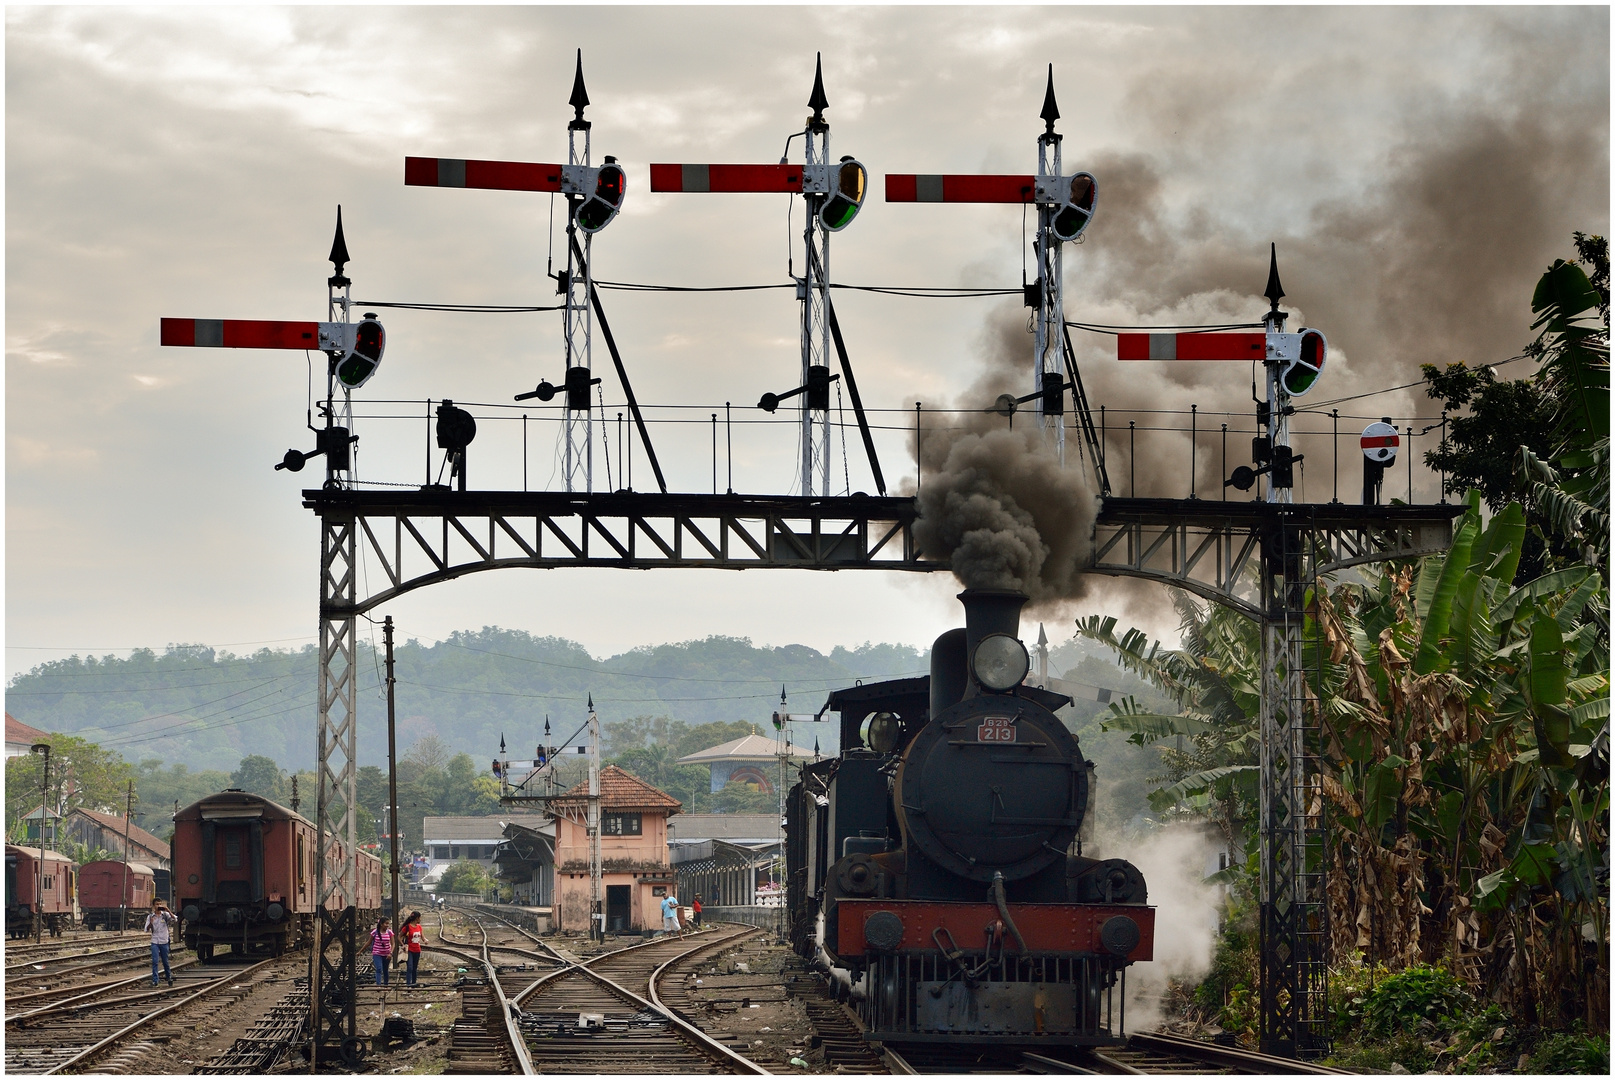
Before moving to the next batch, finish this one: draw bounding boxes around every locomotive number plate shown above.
[977,715,1017,743]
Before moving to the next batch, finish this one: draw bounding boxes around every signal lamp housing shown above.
[576,160,626,234]
[1050,172,1097,242]
[819,157,867,232]
[335,315,385,390]
[972,633,1030,691]
[1279,328,1327,397]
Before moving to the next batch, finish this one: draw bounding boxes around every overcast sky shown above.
[6,6,1609,683]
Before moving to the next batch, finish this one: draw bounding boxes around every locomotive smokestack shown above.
[958,589,1028,697]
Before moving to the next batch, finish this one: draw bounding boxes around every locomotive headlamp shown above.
[861,712,900,754]
[972,633,1029,691]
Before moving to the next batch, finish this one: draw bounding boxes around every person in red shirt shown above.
[692,894,703,929]
[399,911,425,986]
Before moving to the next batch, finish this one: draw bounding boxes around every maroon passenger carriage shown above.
[79,859,157,929]
[172,790,382,960]
[5,844,77,938]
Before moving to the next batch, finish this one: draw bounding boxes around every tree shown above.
[709,780,780,814]
[436,859,493,896]
[5,733,134,829]
[229,755,287,802]
[131,759,231,835]
[401,734,450,774]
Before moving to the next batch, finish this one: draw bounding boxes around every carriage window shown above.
[43,875,52,889]
[603,813,642,836]
[297,837,305,884]
[225,836,242,869]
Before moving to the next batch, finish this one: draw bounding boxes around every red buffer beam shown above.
[160,318,321,350]
[884,174,1036,203]
[404,156,562,192]
[649,163,802,193]
[1117,332,1267,361]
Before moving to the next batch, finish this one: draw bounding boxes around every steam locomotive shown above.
[172,789,383,960]
[786,589,1153,1046]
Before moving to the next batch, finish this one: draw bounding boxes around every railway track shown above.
[4,952,299,1074]
[880,1030,1354,1074]
[431,908,772,1074]
[5,940,170,977]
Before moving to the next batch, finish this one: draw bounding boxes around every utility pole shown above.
[385,616,401,929]
[587,695,602,941]
[31,743,50,943]
[121,781,135,931]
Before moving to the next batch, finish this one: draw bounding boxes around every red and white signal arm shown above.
[1361,421,1399,462]
[977,715,1018,743]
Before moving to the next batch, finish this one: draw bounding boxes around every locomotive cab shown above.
[790,590,1155,1047]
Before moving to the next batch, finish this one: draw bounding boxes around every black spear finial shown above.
[328,206,351,285]
[1264,242,1285,311]
[807,52,829,127]
[587,692,594,711]
[1040,63,1060,135]
[569,48,590,128]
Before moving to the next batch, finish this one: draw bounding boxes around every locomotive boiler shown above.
[172,789,382,960]
[786,589,1153,1046]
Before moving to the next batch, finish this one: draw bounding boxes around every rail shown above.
[37,955,284,1075]
[430,912,536,1075]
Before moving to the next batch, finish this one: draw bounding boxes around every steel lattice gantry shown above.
[1094,497,1462,1056]
[306,487,1460,1059]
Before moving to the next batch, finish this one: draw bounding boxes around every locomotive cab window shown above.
[603,813,641,836]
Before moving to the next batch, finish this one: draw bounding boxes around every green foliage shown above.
[709,780,780,814]
[1354,964,1473,1038]
[434,859,493,896]
[1193,886,1260,1037]
[4,732,135,829]
[230,754,287,802]
[1528,1031,1609,1074]
[131,759,231,835]
[4,630,927,774]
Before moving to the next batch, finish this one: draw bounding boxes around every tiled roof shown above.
[423,815,550,841]
[676,733,815,765]
[71,807,170,859]
[666,813,781,841]
[550,765,681,812]
[5,713,51,746]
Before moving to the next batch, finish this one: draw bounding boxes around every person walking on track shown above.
[399,911,425,986]
[660,893,683,938]
[144,898,178,987]
[370,917,395,986]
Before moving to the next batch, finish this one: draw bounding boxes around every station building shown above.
[420,814,548,886]
[667,813,783,908]
[548,766,680,934]
[675,733,815,793]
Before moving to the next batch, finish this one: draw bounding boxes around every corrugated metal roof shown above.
[676,733,816,765]
[665,813,781,841]
[422,815,550,841]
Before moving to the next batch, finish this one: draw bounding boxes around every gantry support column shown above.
[312,511,359,1064]
[1258,522,1328,1058]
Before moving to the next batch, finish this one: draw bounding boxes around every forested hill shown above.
[4,629,929,773]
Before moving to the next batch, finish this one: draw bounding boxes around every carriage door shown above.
[5,853,16,912]
[207,820,266,906]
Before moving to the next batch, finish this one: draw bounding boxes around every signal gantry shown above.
[651,53,877,498]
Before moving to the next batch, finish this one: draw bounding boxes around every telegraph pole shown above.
[31,743,50,943]
[385,616,401,930]
[121,781,135,931]
[587,695,602,940]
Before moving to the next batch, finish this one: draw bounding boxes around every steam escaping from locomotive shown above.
[914,422,1101,604]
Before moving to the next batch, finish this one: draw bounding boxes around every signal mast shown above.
[886,65,1099,474]
[651,54,871,497]
[405,50,627,494]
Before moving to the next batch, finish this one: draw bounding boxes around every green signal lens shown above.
[577,196,616,233]
[821,196,859,231]
[1283,366,1319,394]
[1052,205,1090,241]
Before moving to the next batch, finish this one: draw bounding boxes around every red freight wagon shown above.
[79,860,157,929]
[5,844,77,938]
[172,789,382,960]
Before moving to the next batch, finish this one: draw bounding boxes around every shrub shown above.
[1356,964,1472,1038]
[1528,1031,1609,1075]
